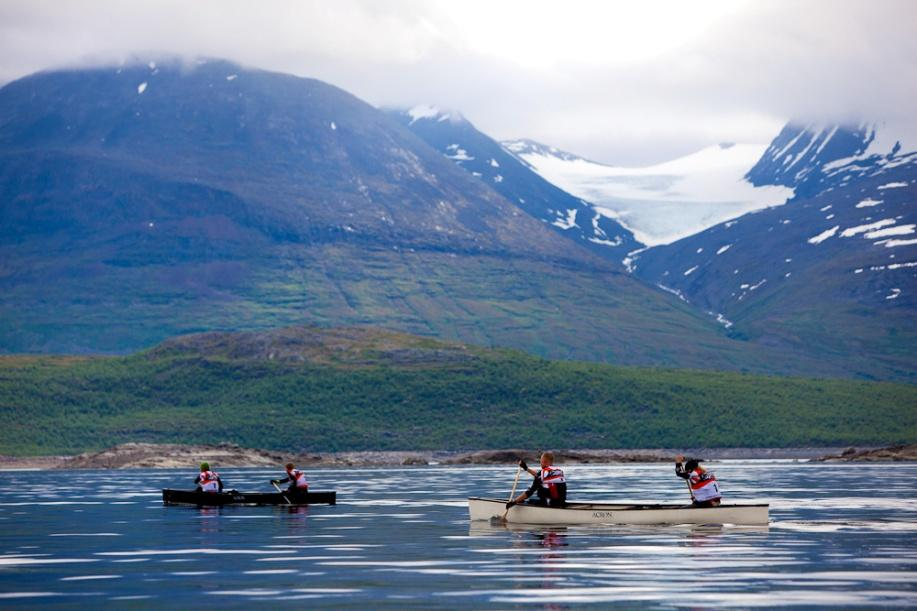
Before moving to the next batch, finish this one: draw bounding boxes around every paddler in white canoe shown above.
[504,451,567,510]
[468,452,769,526]
[674,454,721,507]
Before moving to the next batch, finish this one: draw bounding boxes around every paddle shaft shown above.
[272,481,292,505]
[684,477,695,502]
[501,466,523,521]
[679,460,697,503]
[675,456,695,503]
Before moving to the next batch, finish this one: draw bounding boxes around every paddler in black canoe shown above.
[194,462,223,493]
[505,451,567,509]
[271,462,309,495]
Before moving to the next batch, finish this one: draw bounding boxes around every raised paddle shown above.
[500,465,523,522]
[271,480,292,505]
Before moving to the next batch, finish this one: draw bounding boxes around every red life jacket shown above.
[199,470,220,493]
[540,466,566,499]
[286,469,308,489]
[688,468,720,502]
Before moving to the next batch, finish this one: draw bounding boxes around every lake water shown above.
[1,462,915,608]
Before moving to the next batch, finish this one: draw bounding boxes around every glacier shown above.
[503,140,794,246]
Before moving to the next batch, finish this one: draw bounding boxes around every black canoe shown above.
[162,489,336,506]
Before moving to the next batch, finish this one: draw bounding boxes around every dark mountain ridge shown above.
[0,59,590,260]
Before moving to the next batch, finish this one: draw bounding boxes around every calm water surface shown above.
[0,462,915,608]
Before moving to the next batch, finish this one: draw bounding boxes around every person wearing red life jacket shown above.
[505,451,567,508]
[194,462,223,493]
[675,455,721,507]
[271,462,309,495]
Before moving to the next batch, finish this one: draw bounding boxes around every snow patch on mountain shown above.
[657,284,688,302]
[407,105,461,126]
[552,209,578,230]
[841,219,896,238]
[882,238,917,248]
[808,226,839,244]
[445,144,473,161]
[868,224,915,239]
[822,122,917,173]
[503,140,794,246]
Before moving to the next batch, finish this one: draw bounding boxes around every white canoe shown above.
[468,497,769,526]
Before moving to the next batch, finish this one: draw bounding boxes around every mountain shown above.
[631,122,917,379]
[745,122,917,197]
[503,138,794,246]
[0,60,581,259]
[2,325,914,455]
[0,59,805,374]
[388,107,640,259]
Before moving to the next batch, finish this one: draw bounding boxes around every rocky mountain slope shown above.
[389,107,639,260]
[630,122,916,379]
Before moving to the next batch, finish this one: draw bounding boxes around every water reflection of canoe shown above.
[468,497,768,525]
[162,489,336,506]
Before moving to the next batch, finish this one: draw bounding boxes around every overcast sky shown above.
[1,0,915,164]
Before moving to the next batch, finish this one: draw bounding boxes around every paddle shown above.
[500,465,523,522]
[677,455,695,505]
[683,477,694,504]
[271,480,292,505]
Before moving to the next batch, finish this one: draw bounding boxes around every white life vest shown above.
[287,469,308,489]
[199,470,220,493]
[688,469,720,502]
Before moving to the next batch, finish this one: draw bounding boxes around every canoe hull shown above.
[468,497,768,526]
[162,489,336,506]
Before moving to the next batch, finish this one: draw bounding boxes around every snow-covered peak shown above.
[746,121,917,196]
[502,139,593,164]
[405,105,464,126]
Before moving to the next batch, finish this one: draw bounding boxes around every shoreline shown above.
[1,443,912,470]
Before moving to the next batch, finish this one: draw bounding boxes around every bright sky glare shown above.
[439,0,746,68]
[0,0,914,164]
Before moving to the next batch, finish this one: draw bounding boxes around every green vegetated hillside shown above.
[1,326,914,456]
[0,242,852,376]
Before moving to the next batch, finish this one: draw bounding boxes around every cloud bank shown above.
[0,0,914,164]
